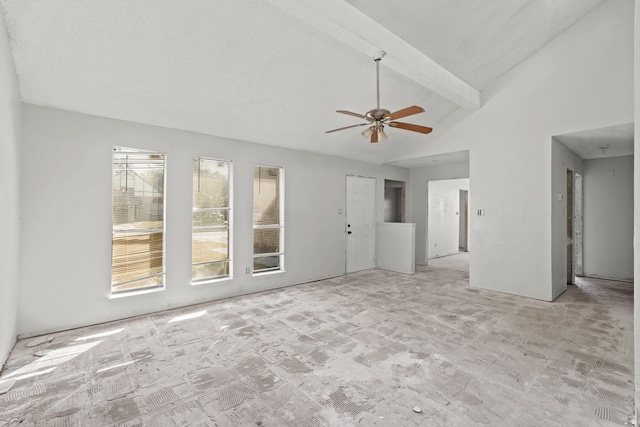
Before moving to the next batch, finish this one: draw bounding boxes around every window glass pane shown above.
[253,165,283,274]
[253,255,280,272]
[253,166,280,226]
[193,159,229,209]
[113,152,164,229]
[192,158,231,282]
[253,228,280,254]
[192,229,229,263]
[192,262,230,281]
[192,209,229,228]
[112,148,165,293]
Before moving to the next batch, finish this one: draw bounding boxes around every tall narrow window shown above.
[192,158,231,282]
[253,165,284,273]
[111,148,165,293]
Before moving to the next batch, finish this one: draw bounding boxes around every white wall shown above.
[398,0,633,300]
[551,140,583,299]
[634,0,639,419]
[18,105,409,337]
[0,13,21,368]
[583,155,634,281]
[428,178,470,259]
[407,161,469,265]
[377,222,415,274]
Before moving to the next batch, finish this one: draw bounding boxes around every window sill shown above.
[191,276,233,287]
[109,286,165,300]
[252,269,285,278]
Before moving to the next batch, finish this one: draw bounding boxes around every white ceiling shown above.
[387,150,470,169]
[554,123,634,160]
[0,0,607,165]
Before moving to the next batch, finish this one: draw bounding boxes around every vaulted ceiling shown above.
[0,0,607,165]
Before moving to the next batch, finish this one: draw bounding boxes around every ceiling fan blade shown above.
[371,130,379,143]
[336,110,368,120]
[325,123,369,133]
[384,105,425,121]
[388,121,433,134]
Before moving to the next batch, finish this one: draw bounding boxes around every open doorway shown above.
[459,189,469,252]
[567,169,583,285]
[552,122,633,298]
[566,169,584,285]
[427,178,470,271]
[567,169,574,284]
[384,179,405,222]
[574,172,583,277]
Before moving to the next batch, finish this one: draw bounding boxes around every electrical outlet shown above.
[245,267,251,274]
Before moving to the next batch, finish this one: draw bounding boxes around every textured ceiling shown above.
[345,0,606,89]
[555,123,634,160]
[0,0,607,165]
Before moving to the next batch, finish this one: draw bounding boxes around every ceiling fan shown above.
[326,51,433,143]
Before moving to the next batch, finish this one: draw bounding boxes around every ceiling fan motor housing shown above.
[365,108,391,121]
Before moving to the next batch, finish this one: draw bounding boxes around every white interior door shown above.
[346,175,376,273]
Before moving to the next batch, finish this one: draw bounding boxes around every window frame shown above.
[191,156,233,284]
[111,146,167,295]
[252,164,285,275]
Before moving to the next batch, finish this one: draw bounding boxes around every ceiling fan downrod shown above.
[374,51,385,110]
[366,51,391,129]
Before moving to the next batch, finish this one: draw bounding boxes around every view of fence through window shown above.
[192,158,231,281]
[253,165,284,273]
[111,148,165,293]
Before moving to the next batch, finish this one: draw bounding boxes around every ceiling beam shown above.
[267,0,481,110]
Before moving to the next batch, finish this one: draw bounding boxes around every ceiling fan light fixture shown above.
[362,127,374,138]
[378,129,387,141]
